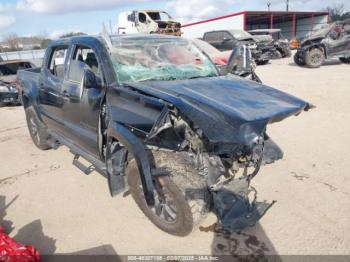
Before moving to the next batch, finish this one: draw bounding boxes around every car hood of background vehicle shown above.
[127,75,311,146]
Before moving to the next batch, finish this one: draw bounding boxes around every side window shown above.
[138,12,146,23]
[73,46,99,74]
[47,46,68,80]
[68,45,100,83]
[205,32,219,42]
[221,32,233,40]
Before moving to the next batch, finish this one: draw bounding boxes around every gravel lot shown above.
[1,55,350,257]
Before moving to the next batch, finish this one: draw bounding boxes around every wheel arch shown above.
[106,121,156,206]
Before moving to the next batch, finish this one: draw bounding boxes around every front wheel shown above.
[25,108,51,150]
[339,57,350,64]
[294,51,305,66]
[305,48,324,68]
[127,151,210,236]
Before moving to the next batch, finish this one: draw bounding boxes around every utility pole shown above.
[286,0,289,12]
[267,2,271,11]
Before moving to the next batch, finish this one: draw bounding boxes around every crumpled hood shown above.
[127,75,310,146]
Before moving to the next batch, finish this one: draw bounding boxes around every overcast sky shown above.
[0,0,349,39]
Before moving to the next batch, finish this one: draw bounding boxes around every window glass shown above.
[138,13,146,23]
[48,46,68,79]
[68,46,100,83]
[222,32,233,40]
[72,46,99,74]
[205,32,219,41]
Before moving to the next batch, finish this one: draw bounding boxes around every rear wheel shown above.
[25,108,51,150]
[305,48,324,68]
[127,151,210,236]
[339,57,350,64]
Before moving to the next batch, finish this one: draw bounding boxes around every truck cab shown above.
[117,10,181,36]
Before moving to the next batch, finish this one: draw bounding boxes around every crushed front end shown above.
[0,80,19,105]
[155,21,181,36]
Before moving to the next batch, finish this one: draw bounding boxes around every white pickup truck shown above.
[117,10,181,36]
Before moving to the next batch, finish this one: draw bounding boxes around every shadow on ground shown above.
[200,220,278,260]
[1,195,121,262]
[288,59,342,67]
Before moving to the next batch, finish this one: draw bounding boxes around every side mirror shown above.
[84,68,99,89]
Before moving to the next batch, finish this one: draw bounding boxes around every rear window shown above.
[0,62,32,76]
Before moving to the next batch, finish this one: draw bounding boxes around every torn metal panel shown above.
[212,178,275,232]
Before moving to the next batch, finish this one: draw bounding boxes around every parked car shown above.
[17,34,311,236]
[294,19,350,68]
[248,29,292,58]
[117,10,181,36]
[202,29,279,65]
[0,60,34,106]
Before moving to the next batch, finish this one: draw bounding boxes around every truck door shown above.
[60,45,104,157]
[136,11,154,33]
[38,45,68,134]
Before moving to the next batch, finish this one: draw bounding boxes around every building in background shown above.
[181,11,329,40]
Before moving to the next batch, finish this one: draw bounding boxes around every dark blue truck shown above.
[17,34,311,236]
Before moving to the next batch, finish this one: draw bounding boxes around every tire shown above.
[305,48,325,68]
[339,57,350,64]
[294,51,305,66]
[25,108,51,150]
[127,151,210,236]
[256,60,269,65]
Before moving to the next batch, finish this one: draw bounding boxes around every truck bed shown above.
[17,67,41,92]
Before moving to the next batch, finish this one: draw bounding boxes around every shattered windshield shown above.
[110,36,218,83]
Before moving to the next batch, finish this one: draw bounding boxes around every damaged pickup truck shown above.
[17,34,311,236]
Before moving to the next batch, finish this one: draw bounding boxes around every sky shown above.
[0,0,349,40]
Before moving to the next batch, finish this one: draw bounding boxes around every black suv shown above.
[294,19,350,68]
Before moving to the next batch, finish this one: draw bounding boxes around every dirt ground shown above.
[1,54,350,258]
